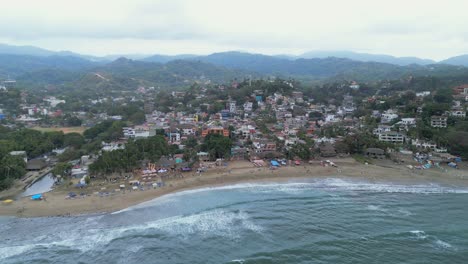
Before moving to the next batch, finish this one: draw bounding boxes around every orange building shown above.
[201,127,230,137]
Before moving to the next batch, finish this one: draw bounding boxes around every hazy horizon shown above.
[1,0,468,60]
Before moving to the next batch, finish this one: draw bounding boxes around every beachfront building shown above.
[26,159,47,171]
[319,143,337,157]
[365,148,385,159]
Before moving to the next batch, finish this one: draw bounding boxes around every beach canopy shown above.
[271,160,280,167]
[31,194,42,200]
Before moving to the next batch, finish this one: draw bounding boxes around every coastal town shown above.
[1,75,468,216]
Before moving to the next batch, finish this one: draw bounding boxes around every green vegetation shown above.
[201,133,233,160]
[0,152,26,190]
[89,135,169,175]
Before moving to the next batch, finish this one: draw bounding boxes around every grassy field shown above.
[31,126,87,135]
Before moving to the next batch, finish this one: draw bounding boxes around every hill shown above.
[439,55,468,66]
[0,54,98,78]
[142,54,198,63]
[299,50,435,66]
[192,51,465,81]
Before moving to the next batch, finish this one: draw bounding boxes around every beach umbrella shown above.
[2,199,13,204]
[31,194,43,200]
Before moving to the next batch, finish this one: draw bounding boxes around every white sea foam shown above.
[230,259,246,263]
[367,205,387,212]
[114,178,468,214]
[0,245,35,259]
[397,209,413,216]
[317,178,468,194]
[409,231,455,250]
[0,209,262,259]
[130,209,263,238]
[434,239,453,249]
[410,230,428,239]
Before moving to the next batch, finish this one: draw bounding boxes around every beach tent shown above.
[31,194,42,200]
[2,199,13,204]
[75,183,86,188]
[448,162,458,168]
[271,160,280,167]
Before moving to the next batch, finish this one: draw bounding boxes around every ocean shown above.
[1,178,468,264]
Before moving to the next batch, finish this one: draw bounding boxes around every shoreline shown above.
[1,159,468,218]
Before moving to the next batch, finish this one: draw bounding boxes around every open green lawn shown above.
[31,126,87,135]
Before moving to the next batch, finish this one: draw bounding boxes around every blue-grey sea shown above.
[1,178,468,264]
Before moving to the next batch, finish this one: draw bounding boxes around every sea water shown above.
[1,178,468,263]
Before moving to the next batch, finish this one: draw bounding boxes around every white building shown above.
[101,142,125,152]
[325,114,338,123]
[243,102,253,112]
[228,101,236,113]
[400,118,416,126]
[430,116,448,128]
[381,113,399,123]
[44,97,66,108]
[123,127,136,138]
[416,91,431,97]
[373,125,392,135]
[379,132,405,143]
[450,109,466,118]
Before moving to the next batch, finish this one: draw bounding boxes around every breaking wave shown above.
[115,178,468,214]
[0,209,261,259]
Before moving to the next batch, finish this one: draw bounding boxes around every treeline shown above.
[0,151,26,190]
[0,127,83,159]
[89,135,169,175]
[0,126,85,190]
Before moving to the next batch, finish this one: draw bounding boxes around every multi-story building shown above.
[201,127,230,137]
[378,132,405,143]
[430,116,448,128]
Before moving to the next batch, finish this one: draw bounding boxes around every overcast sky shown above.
[0,0,467,60]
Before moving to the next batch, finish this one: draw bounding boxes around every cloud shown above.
[1,0,468,60]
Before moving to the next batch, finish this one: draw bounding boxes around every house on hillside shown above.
[430,116,448,128]
[378,132,405,143]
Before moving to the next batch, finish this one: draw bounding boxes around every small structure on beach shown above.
[270,160,280,167]
[319,143,337,157]
[31,194,43,200]
[2,199,13,204]
[365,148,385,159]
[26,159,47,171]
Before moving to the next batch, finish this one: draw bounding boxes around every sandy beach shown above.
[1,158,468,218]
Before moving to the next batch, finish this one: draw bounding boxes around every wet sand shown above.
[1,158,468,218]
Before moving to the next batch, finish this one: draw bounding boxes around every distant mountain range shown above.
[298,51,436,66]
[3,43,468,66]
[3,43,468,89]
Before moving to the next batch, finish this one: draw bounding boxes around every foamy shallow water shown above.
[1,178,468,263]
